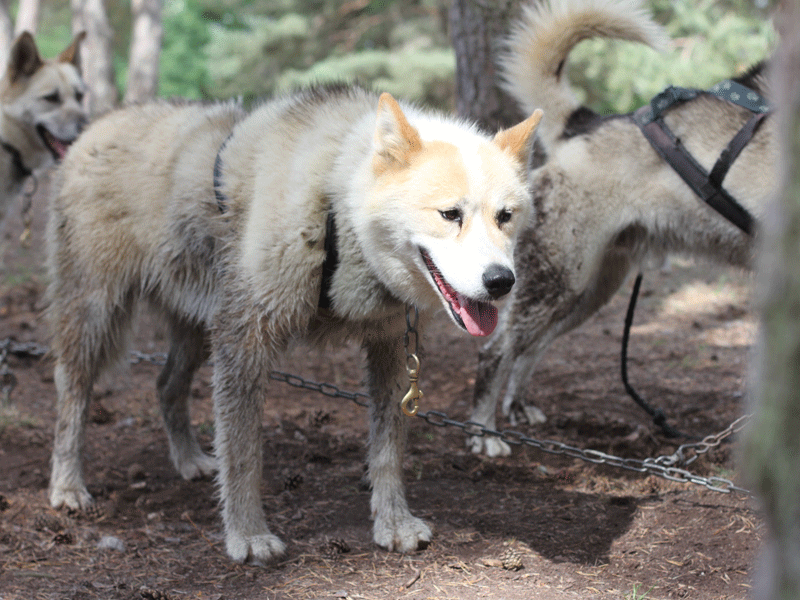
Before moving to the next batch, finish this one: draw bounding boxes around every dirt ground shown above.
[0,176,763,600]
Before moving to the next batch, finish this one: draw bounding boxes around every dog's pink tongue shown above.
[456,294,498,336]
[52,139,68,159]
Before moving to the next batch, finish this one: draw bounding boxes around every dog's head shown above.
[0,31,87,169]
[362,94,542,336]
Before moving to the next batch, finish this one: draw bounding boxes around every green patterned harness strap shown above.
[637,80,770,125]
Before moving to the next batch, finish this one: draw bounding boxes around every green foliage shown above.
[569,0,776,114]
[20,0,776,113]
[203,0,454,108]
[159,0,212,99]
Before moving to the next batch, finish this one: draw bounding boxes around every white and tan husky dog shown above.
[468,0,776,457]
[0,31,86,218]
[46,84,542,562]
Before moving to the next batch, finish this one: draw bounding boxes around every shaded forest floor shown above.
[0,177,762,599]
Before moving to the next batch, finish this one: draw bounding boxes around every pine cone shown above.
[53,531,74,545]
[67,503,105,521]
[140,587,177,600]
[32,512,64,532]
[500,548,524,571]
[320,538,351,559]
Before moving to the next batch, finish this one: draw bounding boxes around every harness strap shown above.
[634,106,756,236]
[318,210,339,310]
[708,111,768,189]
[0,140,32,180]
[212,134,340,310]
[622,79,768,437]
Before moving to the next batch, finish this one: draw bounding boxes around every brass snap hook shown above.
[401,353,422,417]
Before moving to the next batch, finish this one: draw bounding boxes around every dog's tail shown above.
[498,0,666,148]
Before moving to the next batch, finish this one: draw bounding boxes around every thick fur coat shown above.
[46,84,542,562]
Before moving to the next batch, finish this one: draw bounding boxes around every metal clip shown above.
[401,353,422,416]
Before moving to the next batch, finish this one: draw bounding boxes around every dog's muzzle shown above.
[482,264,515,300]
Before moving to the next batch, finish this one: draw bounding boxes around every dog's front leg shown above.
[212,322,286,564]
[364,337,432,552]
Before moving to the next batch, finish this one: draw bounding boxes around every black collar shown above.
[1,140,32,181]
[634,81,770,236]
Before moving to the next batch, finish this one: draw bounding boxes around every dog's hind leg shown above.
[156,318,216,480]
[364,336,432,553]
[49,291,135,510]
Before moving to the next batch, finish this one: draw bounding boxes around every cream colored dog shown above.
[46,84,542,562]
[0,31,86,218]
[469,0,776,456]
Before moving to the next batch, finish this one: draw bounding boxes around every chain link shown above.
[0,337,752,495]
[269,367,753,496]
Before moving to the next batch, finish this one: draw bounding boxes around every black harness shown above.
[634,80,770,236]
[624,80,770,437]
[213,137,340,310]
[1,140,33,181]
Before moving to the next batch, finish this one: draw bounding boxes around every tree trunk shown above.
[14,0,40,36]
[124,0,162,103]
[71,0,117,116]
[745,1,800,598]
[0,0,13,68]
[448,0,524,131]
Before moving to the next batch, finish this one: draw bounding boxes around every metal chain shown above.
[268,368,752,495]
[0,338,752,495]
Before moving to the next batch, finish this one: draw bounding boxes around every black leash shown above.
[621,273,691,438]
[622,80,768,438]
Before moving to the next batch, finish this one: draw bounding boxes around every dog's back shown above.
[47,101,244,340]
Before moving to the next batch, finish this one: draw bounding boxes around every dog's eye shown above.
[496,209,513,226]
[439,208,462,224]
[42,90,61,104]
[75,89,84,103]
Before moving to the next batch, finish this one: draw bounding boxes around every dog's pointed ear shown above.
[6,31,43,83]
[373,93,423,173]
[59,31,86,72]
[493,109,543,166]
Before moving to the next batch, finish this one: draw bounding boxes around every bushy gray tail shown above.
[498,0,666,149]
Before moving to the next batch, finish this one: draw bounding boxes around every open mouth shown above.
[420,249,498,337]
[37,125,73,160]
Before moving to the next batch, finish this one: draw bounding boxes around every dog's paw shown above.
[507,401,547,426]
[226,531,286,564]
[49,485,93,511]
[176,451,217,480]
[373,513,432,553]
[468,435,512,458]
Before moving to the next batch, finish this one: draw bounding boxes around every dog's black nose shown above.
[483,264,515,299]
